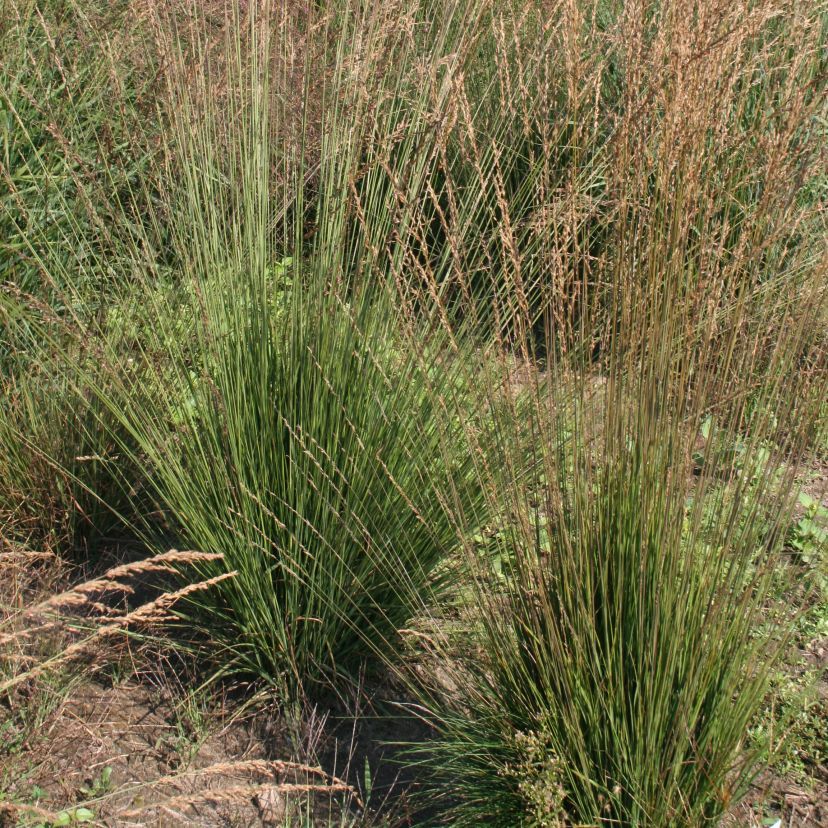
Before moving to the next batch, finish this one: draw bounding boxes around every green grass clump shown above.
[0,0,157,311]
[411,316,824,826]
[395,1,827,823]
[3,1,490,696]
[117,278,479,692]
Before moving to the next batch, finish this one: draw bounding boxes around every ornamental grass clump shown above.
[3,0,495,694]
[411,274,825,827]
[399,0,828,824]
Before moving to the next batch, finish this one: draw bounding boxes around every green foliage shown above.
[0,360,138,556]
[0,0,155,309]
[77,767,112,800]
[414,439,794,825]
[788,492,828,571]
[37,807,96,827]
[752,662,827,784]
[0,0,158,556]
[154,291,474,690]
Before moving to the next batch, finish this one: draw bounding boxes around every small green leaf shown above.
[798,492,817,510]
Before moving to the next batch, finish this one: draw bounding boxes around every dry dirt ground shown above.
[0,663,430,827]
[0,647,823,827]
[2,678,293,826]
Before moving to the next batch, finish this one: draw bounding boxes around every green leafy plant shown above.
[77,767,112,800]
[788,492,828,568]
[37,807,96,827]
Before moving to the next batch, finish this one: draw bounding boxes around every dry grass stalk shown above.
[25,548,224,616]
[0,568,236,692]
[120,780,359,820]
[169,758,351,783]
[118,757,365,813]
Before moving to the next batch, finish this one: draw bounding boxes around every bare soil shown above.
[0,672,430,827]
